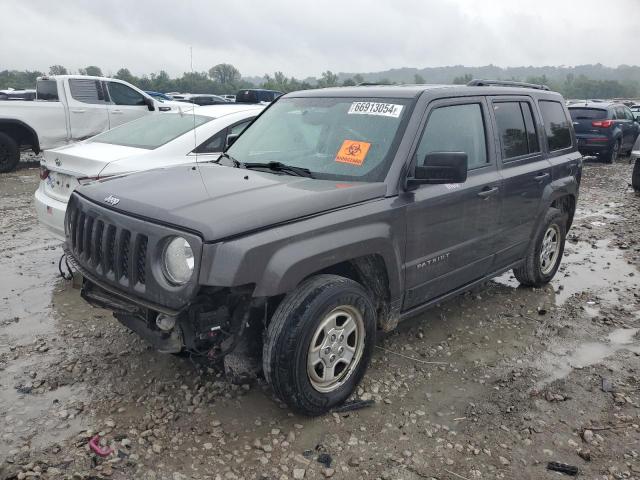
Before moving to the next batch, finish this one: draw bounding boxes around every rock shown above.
[152,443,162,454]
[293,468,306,479]
[582,429,594,444]
[322,468,335,478]
[203,442,213,450]
[499,456,510,465]
[578,449,591,461]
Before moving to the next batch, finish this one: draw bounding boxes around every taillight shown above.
[77,176,99,185]
[39,166,50,180]
[592,120,613,128]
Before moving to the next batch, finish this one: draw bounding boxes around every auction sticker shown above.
[348,102,403,118]
[335,140,371,166]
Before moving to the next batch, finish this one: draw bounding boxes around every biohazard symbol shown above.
[335,140,371,166]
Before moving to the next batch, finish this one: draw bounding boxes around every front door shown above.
[403,98,501,310]
[105,81,151,128]
[490,97,552,267]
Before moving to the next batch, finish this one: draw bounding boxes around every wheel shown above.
[263,274,376,416]
[0,132,19,173]
[605,139,620,164]
[633,159,640,193]
[513,208,567,287]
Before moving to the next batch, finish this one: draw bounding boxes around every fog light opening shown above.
[156,314,177,332]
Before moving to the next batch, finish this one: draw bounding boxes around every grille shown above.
[67,202,148,289]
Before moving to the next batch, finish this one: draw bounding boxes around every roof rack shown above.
[467,79,550,91]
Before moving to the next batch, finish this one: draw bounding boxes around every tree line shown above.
[1,63,639,100]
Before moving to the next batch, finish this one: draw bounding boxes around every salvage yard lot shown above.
[1,159,639,480]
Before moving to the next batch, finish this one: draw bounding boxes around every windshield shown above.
[569,108,608,120]
[89,113,211,149]
[227,97,412,181]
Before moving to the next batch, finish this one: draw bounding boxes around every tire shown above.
[0,132,19,173]
[513,208,567,288]
[605,139,620,164]
[263,274,376,416]
[633,159,640,193]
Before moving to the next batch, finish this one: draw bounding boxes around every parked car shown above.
[0,75,185,173]
[64,80,582,415]
[235,89,283,104]
[35,104,262,237]
[0,89,36,101]
[145,91,174,101]
[220,94,236,102]
[569,102,640,163]
[174,94,229,106]
[632,134,640,192]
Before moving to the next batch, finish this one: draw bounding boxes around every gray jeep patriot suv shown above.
[64,80,582,415]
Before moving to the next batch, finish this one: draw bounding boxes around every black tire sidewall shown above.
[632,159,640,192]
[0,133,19,173]
[607,140,620,164]
[531,210,567,283]
[266,277,376,415]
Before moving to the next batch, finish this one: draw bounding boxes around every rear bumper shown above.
[34,185,66,239]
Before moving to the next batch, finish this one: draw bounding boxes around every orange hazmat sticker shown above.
[335,140,371,166]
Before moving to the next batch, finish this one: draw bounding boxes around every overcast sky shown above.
[2,0,639,79]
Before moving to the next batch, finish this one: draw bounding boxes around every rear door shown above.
[403,97,501,310]
[490,97,551,267]
[65,78,110,140]
[105,80,151,127]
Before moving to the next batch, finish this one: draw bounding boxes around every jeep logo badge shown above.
[104,195,120,206]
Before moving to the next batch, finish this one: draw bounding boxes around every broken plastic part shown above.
[89,435,114,457]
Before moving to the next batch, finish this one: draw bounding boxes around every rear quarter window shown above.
[539,100,573,151]
[69,79,104,104]
[36,80,59,101]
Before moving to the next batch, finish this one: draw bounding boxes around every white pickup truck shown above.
[0,75,180,173]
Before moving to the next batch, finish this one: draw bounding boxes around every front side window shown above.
[89,114,211,149]
[227,97,412,181]
[230,119,251,135]
[36,80,59,101]
[539,100,572,151]
[69,79,104,104]
[195,132,225,153]
[415,103,488,169]
[493,101,540,159]
[108,82,146,106]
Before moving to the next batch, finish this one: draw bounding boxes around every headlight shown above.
[162,237,194,285]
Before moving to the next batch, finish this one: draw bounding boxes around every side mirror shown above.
[406,152,468,189]
[144,96,155,111]
[225,133,239,149]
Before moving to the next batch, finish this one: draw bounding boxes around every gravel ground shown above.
[1,157,639,480]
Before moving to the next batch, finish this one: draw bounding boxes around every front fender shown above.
[198,199,405,300]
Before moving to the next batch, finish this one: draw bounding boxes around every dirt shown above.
[1,158,639,480]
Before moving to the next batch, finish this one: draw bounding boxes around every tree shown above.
[342,78,356,87]
[317,70,338,88]
[452,74,473,85]
[78,66,103,77]
[353,74,364,84]
[49,65,68,76]
[115,68,137,84]
[414,73,425,84]
[208,63,241,86]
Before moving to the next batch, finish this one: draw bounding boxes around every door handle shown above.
[477,186,499,198]
[71,109,85,113]
[534,173,550,182]
[111,109,123,114]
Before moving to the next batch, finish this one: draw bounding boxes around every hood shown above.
[76,163,387,241]
[43,142,146,177]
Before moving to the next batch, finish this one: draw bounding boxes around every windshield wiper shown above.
[243,161,314,178]
[214,152,243,168]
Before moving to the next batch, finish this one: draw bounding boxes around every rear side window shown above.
[493,101,540,160]
[36,80,59,101]
[69,79,104,104]
[569,108,608,120]
[539,101,572,151]
[416,103,488,169]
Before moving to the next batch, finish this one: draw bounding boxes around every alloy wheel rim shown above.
[307,305,365,393]
[540,224,561,275]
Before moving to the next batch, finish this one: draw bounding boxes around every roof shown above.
[180,104,264,119]
[286,84,564,99]
[568,101,621,109]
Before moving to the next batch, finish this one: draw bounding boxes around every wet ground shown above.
[1,158,639,480]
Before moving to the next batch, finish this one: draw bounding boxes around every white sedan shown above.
[35,104,263,238]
